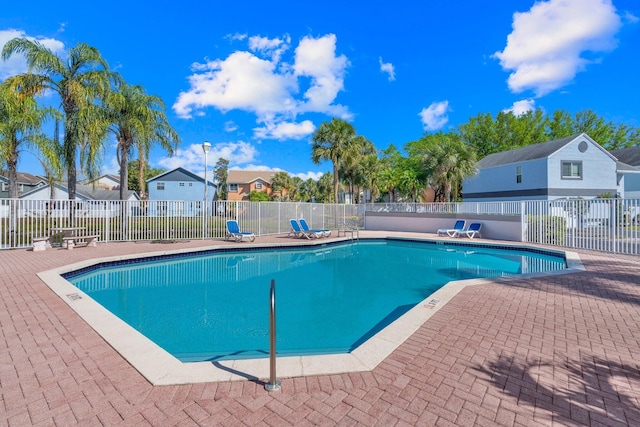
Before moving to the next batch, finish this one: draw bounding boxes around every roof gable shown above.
[147,167,209,184]
[477,133,613,169]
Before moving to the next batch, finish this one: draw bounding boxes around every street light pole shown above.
[202,141,211,239]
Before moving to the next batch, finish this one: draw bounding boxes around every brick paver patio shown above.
[1,234,639,426]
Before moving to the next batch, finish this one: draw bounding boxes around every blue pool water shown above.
[65,239,566,362]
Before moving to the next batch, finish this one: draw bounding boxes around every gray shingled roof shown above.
[0,171,45,185]
[76,184,138,200]
[611,146,640,167]
[477,134,582,168]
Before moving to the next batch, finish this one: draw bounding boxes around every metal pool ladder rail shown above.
[265,279,281,392]
[338,220,359,240]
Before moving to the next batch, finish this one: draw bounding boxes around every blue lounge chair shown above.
[225,220,255,242]
[288,219,317,239]
[298,218,331,238]
[437,220,466,237]
[453,222,482,239]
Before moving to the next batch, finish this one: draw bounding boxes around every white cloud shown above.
[493,0,623,96]
[293,34,351,118]
[623,11,639,24]
[0,29,65,81]
[224,121,238,132]
[253,120,315,140]
[503,99,536,116]
[225,33,247,41]
[293,171,324,181]
[157,141,258,173]
[248,34,290,63]
[418,101,450,131]
[379,57,395,81]
[173,33,351,138]
[173,51,297,118]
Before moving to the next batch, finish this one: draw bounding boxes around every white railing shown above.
[3,198,639,255]
[0,199,362,250]
[364,201,522,215]
[522,198,640,255]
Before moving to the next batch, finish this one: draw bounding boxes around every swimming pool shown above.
[64,239,567,362]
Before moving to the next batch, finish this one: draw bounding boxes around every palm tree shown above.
[104,83,179,200]
[413,132,477,202]
[301,178,318,202]
[0,82,59,199]
[214,158,229,200]
[311,117,356,203]
[270,171,293,201]
[316,172,334,203]
[339,135,376,203]
[2,38,115,200]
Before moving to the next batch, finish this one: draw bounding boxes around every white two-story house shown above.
[462,133,635,202]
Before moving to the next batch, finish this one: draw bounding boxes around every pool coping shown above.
[37,237,585,386]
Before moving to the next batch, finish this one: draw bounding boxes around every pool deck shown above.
[2,232,640,426]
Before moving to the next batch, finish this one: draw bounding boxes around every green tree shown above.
[270,171,294,201]
[311,117,356,203]
[459,110,549,158]
[407,132,477,202]
[289,176,304,201]
[127,160,165,195]
[358,153,382,203]
[104,83,179,200]
[0,82,59,199]
[315,172,334,203]
[301,178,318,202]
[248,190,271,201]
[339,135,376,203]
[2,38,116,200]
[213,158,229,200]
[377,144,403,202]
[396,157,424,203]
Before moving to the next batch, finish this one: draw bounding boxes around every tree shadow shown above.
[472,353,640,425]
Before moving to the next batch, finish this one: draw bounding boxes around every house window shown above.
[256,182,263,189]
[189,183,192,187]
[157,182,165,190]
[179,182,185,187]
[516,166,522,184]
[1,183,6,192]
[561,161,582,179]
[228,183,238,192]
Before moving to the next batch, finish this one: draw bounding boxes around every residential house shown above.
[610,146,640,199]
[227,170,281,201]
[19,183,141,216]
[146,167,216,216]
[81,174,120,190]
[462,133,635,202]
[0,171,46,198]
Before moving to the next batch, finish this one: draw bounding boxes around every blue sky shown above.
[1,0,638,181]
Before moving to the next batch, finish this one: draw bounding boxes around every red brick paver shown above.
[1,236,639,426]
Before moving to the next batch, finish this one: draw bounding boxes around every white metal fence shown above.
[0,199,363,250]
[3,198,639,255]
[521,198,640,254]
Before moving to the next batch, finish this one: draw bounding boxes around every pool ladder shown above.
[265,279,281,391]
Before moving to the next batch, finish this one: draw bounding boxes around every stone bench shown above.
[62,235,99,249]
[32,236,52,252]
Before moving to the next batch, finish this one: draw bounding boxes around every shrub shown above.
[526,215,566,245]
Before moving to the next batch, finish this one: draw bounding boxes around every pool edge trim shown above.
[36,238,584,385]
